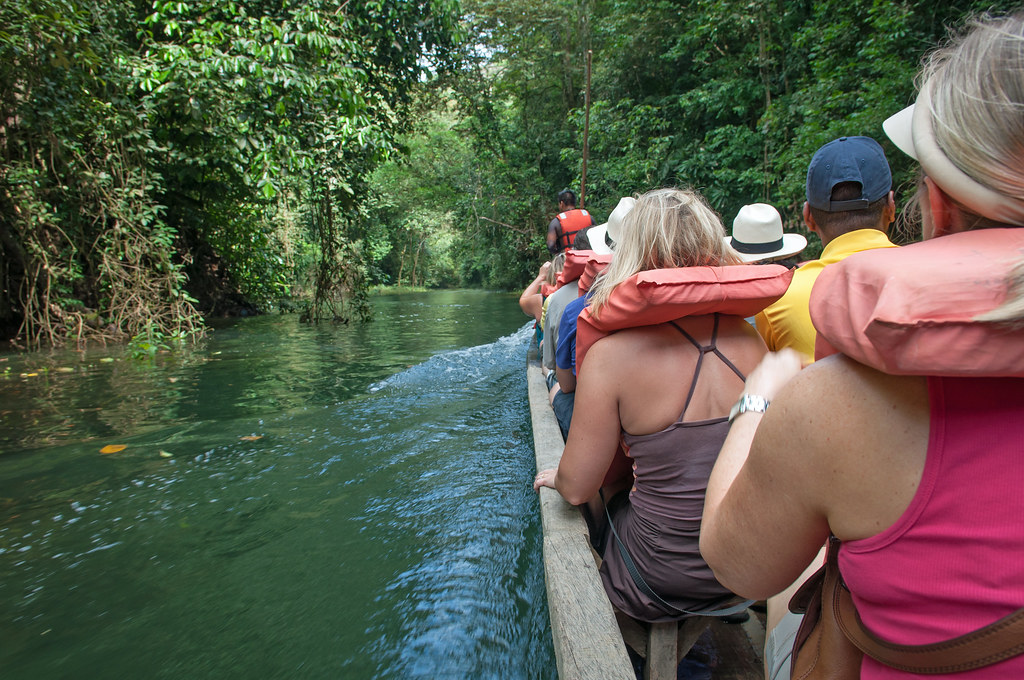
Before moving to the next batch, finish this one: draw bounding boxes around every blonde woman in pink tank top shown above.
[701,12,1024,680]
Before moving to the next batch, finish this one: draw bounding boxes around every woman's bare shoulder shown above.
[760,355,930,540]
[584,324,675,361]
[783,355,928,420]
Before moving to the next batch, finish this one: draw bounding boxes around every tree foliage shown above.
[365,0,1020,291]
[0,0,460,347]
[4,0,1019,346]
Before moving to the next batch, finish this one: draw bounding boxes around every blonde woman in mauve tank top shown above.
[533,188,768,621]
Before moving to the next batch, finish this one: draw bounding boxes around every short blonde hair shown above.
[546,252,566,286]
[588,188,740,317]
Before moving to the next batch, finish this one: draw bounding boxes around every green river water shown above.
[0,290,556,679]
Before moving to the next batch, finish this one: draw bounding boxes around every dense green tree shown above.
[428,0,1023,282]
[0,0,460,346]
[5,0,1020,345]
[0,0,197,346]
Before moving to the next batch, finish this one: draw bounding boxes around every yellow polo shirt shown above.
[755,229,897,359]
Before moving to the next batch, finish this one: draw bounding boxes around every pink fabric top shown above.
[840,375,1024,678]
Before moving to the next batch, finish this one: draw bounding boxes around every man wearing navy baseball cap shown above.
[755,136,899,359]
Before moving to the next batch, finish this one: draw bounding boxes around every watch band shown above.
[728,394,770,423]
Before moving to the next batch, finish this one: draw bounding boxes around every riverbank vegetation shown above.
[0,0,1012,347]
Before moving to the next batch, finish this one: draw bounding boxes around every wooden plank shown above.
[527,357,635,680]
[645,621,677,680]
[704,614,767,679]
[676,617,712,662]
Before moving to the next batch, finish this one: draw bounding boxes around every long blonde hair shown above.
[921,12,1024,326]
[922,13,1024,206]
[588,188,740,318]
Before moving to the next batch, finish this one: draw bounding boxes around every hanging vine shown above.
[305,176,371,325]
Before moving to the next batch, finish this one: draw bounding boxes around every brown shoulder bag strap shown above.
[829,538,1024,673]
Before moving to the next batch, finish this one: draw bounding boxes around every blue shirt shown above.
[555,294,589,375]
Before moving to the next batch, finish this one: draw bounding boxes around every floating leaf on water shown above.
[55,367,75,373]
[239,435,263,441]
[21,372,38,378]
[99,357,115,363]
[167,377,179,383]
[159,450,173,458]
[100,444,127,454]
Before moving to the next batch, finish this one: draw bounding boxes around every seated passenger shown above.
[549,254,611,440]
[542,251,584,380]
[754,137,897,360]
[519,260,551,325]
[534,187,788,622]
[727,203,808,327]
[538,252,566,377]
[700,13,1024,679]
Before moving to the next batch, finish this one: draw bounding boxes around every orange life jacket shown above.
[575,265,793,371]
[579,255,612,294]
[556,209,593,250]
[552,250,611,293]
[811,228,1024,376]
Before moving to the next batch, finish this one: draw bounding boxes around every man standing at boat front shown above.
[547,189,594,254]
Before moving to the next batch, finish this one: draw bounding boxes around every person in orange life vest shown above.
[552,197,636,397]
[546,189,595,254]
[544,198,637,437]
[701,13,1024,680]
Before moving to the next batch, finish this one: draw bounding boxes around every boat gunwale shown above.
[527,348,636,679]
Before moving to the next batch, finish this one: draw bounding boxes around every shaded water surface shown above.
[0,290,555,679]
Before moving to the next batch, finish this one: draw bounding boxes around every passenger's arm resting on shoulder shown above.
[701,350,830,600]
[547,343,623,505]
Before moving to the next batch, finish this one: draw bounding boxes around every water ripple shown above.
[0,298,552,679]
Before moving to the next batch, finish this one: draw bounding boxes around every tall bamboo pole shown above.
[580,49,592,209]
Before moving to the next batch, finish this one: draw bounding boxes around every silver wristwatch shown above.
[728,394,770,423]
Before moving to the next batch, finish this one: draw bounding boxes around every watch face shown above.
[730,394,769,423]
